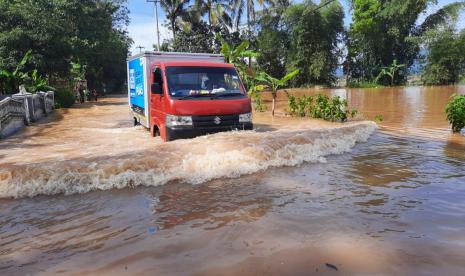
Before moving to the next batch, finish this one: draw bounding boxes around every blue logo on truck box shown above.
[129,58,145,112]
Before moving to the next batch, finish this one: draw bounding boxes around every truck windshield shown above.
[165,66,245,99]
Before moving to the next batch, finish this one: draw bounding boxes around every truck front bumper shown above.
[166,123,253,141]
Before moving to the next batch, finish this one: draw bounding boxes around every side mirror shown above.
[151,83,162,95]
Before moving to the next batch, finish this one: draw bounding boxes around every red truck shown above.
[127,52,253,141]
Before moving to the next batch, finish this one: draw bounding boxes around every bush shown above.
[445,94,465,132]
[54,89,75,108]
[287,94,358,122]
[288,95,312,117]
[374,114,384,122]
[248,85,266,112]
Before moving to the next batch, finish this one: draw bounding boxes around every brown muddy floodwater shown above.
[1,86,465,275]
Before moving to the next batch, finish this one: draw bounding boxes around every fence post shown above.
[44,91,55,113]
[12,85,33,125]
[0,97,26,138]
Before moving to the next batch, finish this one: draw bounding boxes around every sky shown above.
[127,0,465,54]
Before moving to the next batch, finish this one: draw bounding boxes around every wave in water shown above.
[0,122,377,198]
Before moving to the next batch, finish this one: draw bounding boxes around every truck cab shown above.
[127,52,253,141]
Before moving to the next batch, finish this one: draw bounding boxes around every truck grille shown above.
[192,114,239,127]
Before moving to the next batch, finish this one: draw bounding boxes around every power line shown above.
[311,0,336,13]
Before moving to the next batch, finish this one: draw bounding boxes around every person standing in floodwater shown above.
[78,84,85,103]
[92,89,98,101]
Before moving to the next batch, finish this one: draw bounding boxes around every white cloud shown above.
[127,14,172,54]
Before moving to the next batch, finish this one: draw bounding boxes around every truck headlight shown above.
[239,112,252,123]
[166,115,193,127]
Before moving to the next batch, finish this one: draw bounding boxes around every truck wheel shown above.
[153,126,160,137]
[133,118,139,126]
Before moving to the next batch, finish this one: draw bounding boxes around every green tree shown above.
[0,50,31,94]
[0,0,131,93]
[255,1,290,79]
[417,2,465,85]
[194,0,233,28]
[346,0,465,85]
[231,0,265,45]
[172,19,243,53]
[173,21,216,52]
[285,0,344,86]
[421,29,465,85]
[160,0,190,40]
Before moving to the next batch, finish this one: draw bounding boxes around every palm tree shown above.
[232,0,265,32]
[160,0,190,40]
[194,0,233,29]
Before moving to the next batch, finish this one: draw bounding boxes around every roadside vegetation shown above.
[157,0,465,87]
[1,0,464,96]
[288,94,358,122]
[446,94,465,132]
[0,1,130,97]
[1,0,464,120]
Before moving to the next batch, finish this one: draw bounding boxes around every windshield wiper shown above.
[211,92,244,99]
[178,93,213,100]
[177,92,244,100]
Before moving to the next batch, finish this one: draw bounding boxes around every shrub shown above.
[288,95,297,114]
[251,93,266,112]
[288,95,312,117]
[374,114,384,122]
[445,94,465,132]
[297,96,313,117]
[54,89,75,108]
[287,94,358,122]
[248,85,266,112]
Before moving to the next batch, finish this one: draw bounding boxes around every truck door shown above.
[150,67,165,132]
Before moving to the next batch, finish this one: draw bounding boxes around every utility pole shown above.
[136,45,145,53]
[146,0,161,51]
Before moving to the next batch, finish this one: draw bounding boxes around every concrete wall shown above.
[0,97,25,138]
[0,90,55,139]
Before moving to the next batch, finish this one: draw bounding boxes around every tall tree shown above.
[160,0,190,40]
[0,0,131,93]
[194,0,233,29]
[345,0,465,85]
[285,0,344,86]
[255,0,290,79]
[232,0,265,32]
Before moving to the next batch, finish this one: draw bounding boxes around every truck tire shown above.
[153,126,160,137]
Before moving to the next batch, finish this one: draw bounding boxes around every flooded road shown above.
[1,86,465,275]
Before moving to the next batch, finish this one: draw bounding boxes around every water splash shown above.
[0,122,377,198]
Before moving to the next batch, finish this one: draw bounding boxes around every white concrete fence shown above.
[0,86,55,138]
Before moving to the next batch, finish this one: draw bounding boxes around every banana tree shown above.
[220,40,259,66]
[220,39,259,88]
[256,69,299,116]
[27,69,55,92]
[0,49,32,94]
[375,59,405,86]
